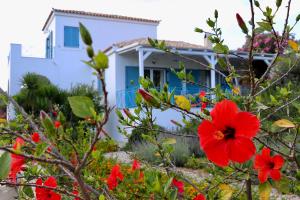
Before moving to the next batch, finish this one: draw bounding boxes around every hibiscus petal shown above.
[198,120,217,148]
[272,155,284,169]
[254,155,265,169]
[258,169,269,183]
[227,137,256,163]
[262,148,271,157]
[270,169,281,181]
[210,100,238,130]
[203,140,229,167]
[44,176,57,188]
[233,112,260,138]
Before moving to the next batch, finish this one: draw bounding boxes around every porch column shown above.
[138,49,144,79]
[210,55,217,89]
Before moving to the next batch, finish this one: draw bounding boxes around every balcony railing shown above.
[116,86,209,109]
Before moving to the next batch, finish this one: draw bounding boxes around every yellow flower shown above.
[175,95,191,111]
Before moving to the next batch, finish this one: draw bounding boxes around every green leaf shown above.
[79,22,93,46]
[23,186,34,198]
[164,177,174,194]
[258,182,272,200]
[40,111,55,137]
[194,27,204,33]
[93,51,108,69]
[207,18,215,27]
[162,138,176,145]
[168,189,177,200]
[276,0,282,7]
[257,22,272,32]
[35,142,49,157]
[272,176,290,194]
[296,14,300,22]
[153,175,161,192]
[68,96,95,119]
[99,194,105,200]
[213,43,229,54]
[254,0,260,7]
[0,152,11,180]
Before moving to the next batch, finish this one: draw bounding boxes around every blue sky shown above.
[0,0,299,90]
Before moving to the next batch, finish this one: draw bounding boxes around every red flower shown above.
[198,100,259,167]
[72,189,80,200]
[9,138,25,183]
[201,102,207,111]
[132,159,141,170]
[199,91,206,99]
[47,146,52,152]
[193,194,206,200]
[54,121,61,128]
[172,178,184,194]
[31,132,40,143]
[254,147,285,183]
[35,176,61,200]
[107,164,124,190]
[52,111,58,117]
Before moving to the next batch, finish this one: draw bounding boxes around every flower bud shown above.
[86,46,94,58]
[79,23,93,46]
[94,51,108,69]
[138,89,160,108]
[236,13,248,34]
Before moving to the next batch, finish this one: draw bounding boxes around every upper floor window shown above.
[64,26,79,48]
[46,31,53,58]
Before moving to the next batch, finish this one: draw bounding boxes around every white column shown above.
[210,55,216,89]
[138,49,144,78]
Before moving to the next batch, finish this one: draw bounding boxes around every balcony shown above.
[116,86,210,109]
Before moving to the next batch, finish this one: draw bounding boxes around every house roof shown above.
[104,38,206,53]
[42,8,160,31]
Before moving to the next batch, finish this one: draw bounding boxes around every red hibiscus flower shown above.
[107,164,124,190]
[54,121,61,128]
[193,194,206,200]
[172,178,184,194]
[36,176,61,200]
[9,138,25,183]
[254,147,285,183]
[132,159,141,170]
[31,132,40,143]
[198,100,260,167]
[199,91,206,99]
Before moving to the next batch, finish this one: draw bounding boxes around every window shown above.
[46,31,53,58]
[64,26,79,48]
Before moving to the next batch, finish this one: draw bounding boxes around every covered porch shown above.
[108,38,274,108]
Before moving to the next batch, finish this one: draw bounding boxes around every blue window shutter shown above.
[186,70,201,94]
[125,66,139,108]
[64,26,79,47]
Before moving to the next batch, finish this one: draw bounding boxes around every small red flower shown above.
[201,102,207,111]
[199,91,206,99]
[54,121,61,128]
[172,178,184,194]
[132,159,141,170]
[31,132,40,143]
[52,111,58,117]
[193,194,206,200]
[9,138,25,183]
[107,164,124,190]
[35,176,61,200]
[198,100,260,167]
[254,147,285,183]
[47,146,52,152]
[72,189,80,200]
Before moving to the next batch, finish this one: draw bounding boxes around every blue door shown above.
[166,69,182,95]
[186,70,201,94]
[125,66,139,108]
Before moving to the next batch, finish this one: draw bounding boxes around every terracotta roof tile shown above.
[104,38,205,52]
[43,8,160,31]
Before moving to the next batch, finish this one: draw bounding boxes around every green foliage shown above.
[0,152,11,180]
[68,96,95,119]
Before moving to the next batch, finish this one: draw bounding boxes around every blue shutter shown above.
[64,26,79,47]
[166,69,182,95]
[187,70,201,94]
[125,66,139,108]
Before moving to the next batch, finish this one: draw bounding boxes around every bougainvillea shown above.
[198,100,260,166]
[254,147,285,183]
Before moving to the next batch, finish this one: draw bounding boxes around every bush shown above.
[132,142,159,164]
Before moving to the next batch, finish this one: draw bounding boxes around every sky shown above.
[0,0,300,90]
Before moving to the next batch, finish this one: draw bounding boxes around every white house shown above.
[8,9,274,142]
